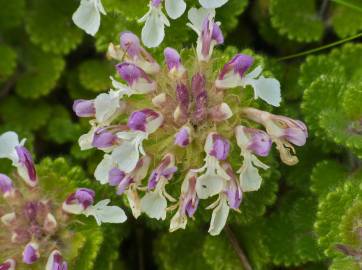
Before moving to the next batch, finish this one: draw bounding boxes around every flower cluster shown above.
[73,7,308,236]
[72,0,230,47]
[0,131,126,269]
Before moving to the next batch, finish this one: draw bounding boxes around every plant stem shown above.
[277,32,362,61]
[225,225,253,270]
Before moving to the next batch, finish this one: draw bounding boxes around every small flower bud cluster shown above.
[74,8,308,236]
[0,131,126,268]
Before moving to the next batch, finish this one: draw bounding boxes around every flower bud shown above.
[22,242,40,264]
[92,128,118,149]
[44,213,57,232]
[72,99,95,117]
[0,174,14,196]
[205,133,230,161]
[208,103,233,122]
[46,250,68,270]
[127,109,164,134]
[174,126,192,147]
[1,212,16,226]
[0,259,16,270]
[116,63,156,93]
[15,146,37,187]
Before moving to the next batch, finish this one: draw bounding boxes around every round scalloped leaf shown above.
[263,192,324,266]
[330,256,361,270]
[342,82,362,120]
[102,0,147,20]
[339,200,362,250]
[298,53,345,90]
[67,69,97,100]
[331,0,362,38]
[0,0,25,30]
[310,160,348,199]
[301,76,343,139]
[202,235,243,270]
[269,0,324,42]
[15,46,65,99]
[78,59,114,92]
[0,95,51,132]
[315,181,362,256]
[319,109,362,158]
[0,44,17,83]
[155,230,210,270]
[46,106,82,144]
[25,0,84,55]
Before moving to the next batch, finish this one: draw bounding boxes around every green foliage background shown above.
[0,0,361,269]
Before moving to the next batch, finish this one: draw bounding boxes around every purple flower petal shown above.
[209,134,230,160]
[22,243,39,264]
[15,146,37,185]
[174,127,191,147]
[120,32,142,58]
[109,168,126,186]
[0,174,13,194]
[164,47,182,71]
[72,99,95,117]
[92,128,118,149]
[219,54,254,80]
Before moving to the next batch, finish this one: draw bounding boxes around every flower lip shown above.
[0,174,13,194]
[120,31,142,58]
[73,99,95,117]
[245,128,272,157]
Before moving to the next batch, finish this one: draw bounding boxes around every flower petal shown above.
[196,174,224,199]
[141,9,167,48]
[165,0,186,19]
[140,191,167,220]
[199,0,228,8]
[187,7,210,33]
[72,0,101,36]
[111,141,139,173]
[85,199,127,225]
[238,159,263,192]
[0,131,20,162]
[94,154,114,184]
[208,197,229,236]
[94,91,120,123]
[250,76,281,107]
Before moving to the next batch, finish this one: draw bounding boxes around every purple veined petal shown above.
[92,128,118,149]
[208,103,233,122]
[164,47,182,71]
[108,168,126,186]
[116,63,150,86]
[127,109,163,133]
[0,259,16,270]
[116,176,133,195]
[185,196,199,217]
[147,154,177,190]
[147,171,159,190]
[22,242,39,264]
[120,31,142,58]
[152,0,162,7]
[15,146,37,186]
[209,134,230,161]
[180,172,199,217]
[223,163,242,209]
[174,127,191,147]
[0,174,13,194]
[46,250,68,270]
[245,128,272,157]
[211,23,224,44]
[72,99,95,118]
[161,166,178,179]
[218,54,254,80]
[193,91,208,124]
[64,188,95,214]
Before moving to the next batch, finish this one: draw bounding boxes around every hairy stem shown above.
[225,225,253,270]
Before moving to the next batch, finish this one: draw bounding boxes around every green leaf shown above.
[0,0,25,31]
[203,235,243,270]
[25,0,84,54]
[331,0,362,38]
[0,95,51,132]
[269,0,324,42]
[0,44,17,82]
[315,180,362,256]
[15,46,65,99]
[329,256,361,270]
[263,192,324,266]
[78,59,114,92]
[310,160,348,199]
[342,82,362,120]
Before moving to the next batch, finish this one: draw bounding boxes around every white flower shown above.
[194,133,230,199]
[138,0,187,48]
[72,0,106,36]
[141,190,168,220]
[199,0,229,8]
[84,199,127,225]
